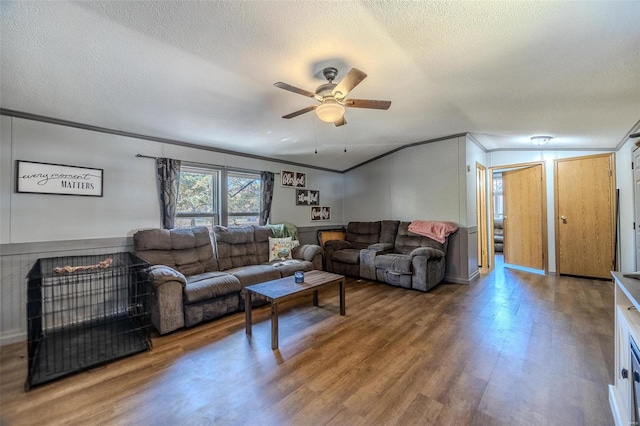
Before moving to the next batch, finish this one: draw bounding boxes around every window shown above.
[175,166,261,229]
[226,171,261,226]
[493,174,503,219]
[175,167,220,229]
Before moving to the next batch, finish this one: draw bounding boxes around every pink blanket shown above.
[408,220,458,243]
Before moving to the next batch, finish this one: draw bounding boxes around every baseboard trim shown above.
[609,384,624,426]
[1,330,25,346]
[445,270,480,285]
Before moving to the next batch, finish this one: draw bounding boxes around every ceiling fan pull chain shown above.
[344,124,347,153]
[314,115,318,154]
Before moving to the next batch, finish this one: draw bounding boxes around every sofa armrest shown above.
[410,247,445,260]
[147,265,187,288]
[324,239,353,251]
[292,244,324,270]
[323,240,353,272]
[367,243,395,252]
[359,248,385,280]
[145,265,186,334]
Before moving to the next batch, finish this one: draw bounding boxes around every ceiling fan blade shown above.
[274,82,316,98]
[344,99,391,110]
[332,68,367,100]
[282,105,317,119]
[334,116,347,127]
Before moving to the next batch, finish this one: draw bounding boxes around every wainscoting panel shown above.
[445,226,480,285]
[0,238,133,345]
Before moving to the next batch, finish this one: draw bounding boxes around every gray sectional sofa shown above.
[324,220,453,292]
[134,225,323,334]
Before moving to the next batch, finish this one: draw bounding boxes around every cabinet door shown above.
[616,307,632,423]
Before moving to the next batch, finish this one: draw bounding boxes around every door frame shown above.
[489,161,548,273]
[553,152,616,277]
[634,146,640,271]
[476,162,489,268]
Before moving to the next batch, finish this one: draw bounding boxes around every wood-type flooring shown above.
[0,265,614,425]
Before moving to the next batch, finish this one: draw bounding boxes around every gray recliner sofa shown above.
[368,222,449,292]
[324,221,399,277]
[324,220,453,292]
[134,225,323,334]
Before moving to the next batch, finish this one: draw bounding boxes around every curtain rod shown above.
[135,154,279,174]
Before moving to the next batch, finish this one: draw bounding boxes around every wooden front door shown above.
[555,153,616,279]
[502,165,544,270]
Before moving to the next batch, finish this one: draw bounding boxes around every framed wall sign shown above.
[310,206,331,221]
[294,172,306,188]
[281,170,306,188]
[16,160,103,197]
[296,189,320,206]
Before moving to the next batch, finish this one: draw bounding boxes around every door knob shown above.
[560,215,567,224]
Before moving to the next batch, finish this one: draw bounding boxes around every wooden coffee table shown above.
[243,270,346,350]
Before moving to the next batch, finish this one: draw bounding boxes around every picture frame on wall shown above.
[310,206,331,221]
[296,189,319,206]
[281,170,296,187]
[281,170,306,188]
[294,172,306,188]
[16,160,103,197]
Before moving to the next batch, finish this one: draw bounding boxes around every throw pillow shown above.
[269,237,293,261]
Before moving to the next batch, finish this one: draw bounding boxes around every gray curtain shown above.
[156,157,182,229]
[259,171,275,225]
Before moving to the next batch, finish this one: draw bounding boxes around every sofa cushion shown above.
[332,248,361,265]
[393,222,447,255]
[267,259,315,277]
[213,226,259,270]
[184,272,241,304]
[253,225,276,264]
[226,265,282,287]
[380,220,401,245]
[374,253,412,274]
[345,221,382,250]
[134,227,219,275]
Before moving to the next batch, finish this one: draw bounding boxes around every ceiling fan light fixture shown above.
[315,100,345,123]
[531,136,553,146]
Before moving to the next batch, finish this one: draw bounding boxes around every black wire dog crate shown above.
[25,252,152,391]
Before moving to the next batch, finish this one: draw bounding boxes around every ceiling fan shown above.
[274,67,391,126]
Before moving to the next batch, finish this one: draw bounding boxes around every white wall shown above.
[0,116,344,244]
[0,116,12,243]
[344,137,465,224]
[465,137,489,227]
[616,139,636,272]
[487,149,631,273]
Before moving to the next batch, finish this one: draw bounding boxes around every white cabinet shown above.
[610,273,640,426]
[613,306,632,424]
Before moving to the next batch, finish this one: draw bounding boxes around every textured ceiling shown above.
[1,1,639,171]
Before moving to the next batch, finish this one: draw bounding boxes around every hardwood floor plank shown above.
[1,268,615,425]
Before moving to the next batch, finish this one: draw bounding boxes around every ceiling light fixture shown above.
[315,99,345,123]
[531,136,553,146]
